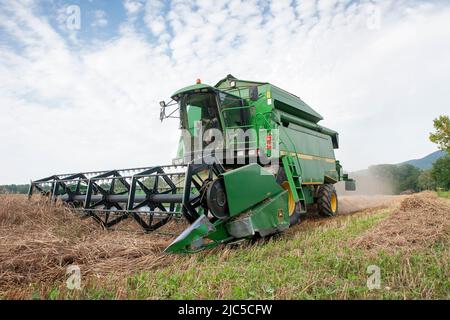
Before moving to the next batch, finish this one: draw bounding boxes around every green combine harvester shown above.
[29,75,355,253]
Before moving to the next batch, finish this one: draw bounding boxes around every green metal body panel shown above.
[279,125,338,185]
[165,188,289,253]
[278,111,339,148]
[215,75,323,123]
[221,164,284,217]
[172,83,213,97]
[226,190,289,238]
[302,185,315,203]
[165,215,231,254]
[271,87,323,123]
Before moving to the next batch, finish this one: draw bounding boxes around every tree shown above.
[396,164,421,192]
[429,115,450,154]
[418,170,436,190]
[431,156,450,190]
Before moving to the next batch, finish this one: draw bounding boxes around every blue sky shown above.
[0,0,450,183]
[41,0,140,42]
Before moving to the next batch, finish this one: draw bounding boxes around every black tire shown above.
[317,184,338,217]
[276,168,301,226]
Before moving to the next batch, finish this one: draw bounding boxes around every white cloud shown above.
[144,0,168,38]
[0,0,450,183]
[124,0,144,15]
[91,10,108,28]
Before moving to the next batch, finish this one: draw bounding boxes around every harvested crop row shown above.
[350,192,450,253]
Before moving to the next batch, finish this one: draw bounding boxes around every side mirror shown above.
[249,86,259,101]
[345,180,356,191]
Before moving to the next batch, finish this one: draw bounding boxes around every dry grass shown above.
[350,192,450,253]
[0,195,183,298]
[0,192,448,299]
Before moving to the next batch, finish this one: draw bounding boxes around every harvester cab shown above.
[29,75,356,254]
[161,80,254,163]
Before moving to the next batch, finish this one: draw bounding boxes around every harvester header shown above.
[29,75,355,253]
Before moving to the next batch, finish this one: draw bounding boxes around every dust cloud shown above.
[335,173,399,214]
[335,173,394,196]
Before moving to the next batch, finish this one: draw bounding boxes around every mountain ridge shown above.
[352,150,447,176]
[400,150,446,169]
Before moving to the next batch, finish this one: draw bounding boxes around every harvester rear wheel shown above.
[276,168,301,226]
[317,184,338,217]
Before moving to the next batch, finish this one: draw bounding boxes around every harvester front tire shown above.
[276,168,301,226]
[317,184,338,217]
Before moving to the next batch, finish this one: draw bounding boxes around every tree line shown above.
[368,156,450,194]
[0,184,30,194]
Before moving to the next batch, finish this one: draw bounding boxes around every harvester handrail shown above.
[84,172,187,181]
[78,208,181,216]
[47,164,187,179]
[223,125,254,130]
[221,105,256,112]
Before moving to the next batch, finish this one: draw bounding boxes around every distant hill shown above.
[400,150,446,169]
[351,150,447,177]
[339,150,447,195]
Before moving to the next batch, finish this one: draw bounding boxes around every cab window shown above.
[218,92,249,128]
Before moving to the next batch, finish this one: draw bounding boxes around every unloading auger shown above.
[29,75,356,253]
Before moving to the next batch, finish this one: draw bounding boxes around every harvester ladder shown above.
[282,156,307,213]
